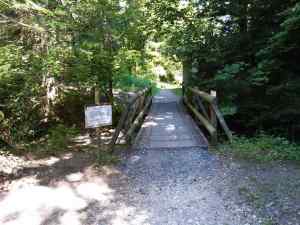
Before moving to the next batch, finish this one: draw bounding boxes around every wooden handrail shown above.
[184,96,217,139]
[126,96,152,144]
[185,87,233,145]
[189,87,216,104]
[109,87,152,152]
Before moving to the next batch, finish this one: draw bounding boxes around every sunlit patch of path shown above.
[135,89,208,149]
[0,153,151,225]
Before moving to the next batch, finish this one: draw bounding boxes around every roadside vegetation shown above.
[0,1,178,157]
[218,134,300,162]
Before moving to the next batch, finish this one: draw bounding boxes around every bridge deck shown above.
[135,89,208,149]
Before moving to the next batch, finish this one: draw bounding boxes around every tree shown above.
[146,0,300,138]
[0,0,150,145]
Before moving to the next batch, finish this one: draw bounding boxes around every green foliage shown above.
[148,0,300,139]
[219,133,300,161]
[0,0,152,148]
[220,105,237,116]
[115,73,156,91]
[2,0,300,155]
[54,89,94,127]
[215,62,249,82]
[46,124,79,153]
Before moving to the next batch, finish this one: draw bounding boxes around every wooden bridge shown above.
[109,87,232,151]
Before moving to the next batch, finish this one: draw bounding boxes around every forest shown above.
[1,0,300,160]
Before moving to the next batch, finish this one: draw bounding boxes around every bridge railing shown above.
[183,87,232,145]
[109,87,152,151]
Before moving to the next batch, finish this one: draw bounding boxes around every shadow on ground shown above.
[0,152,150,225]
[1,148,300,225]
[0,88,300,225]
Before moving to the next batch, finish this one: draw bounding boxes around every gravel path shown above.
[116,90,262,224]
[0,89,300,225]
[119,148,259,225]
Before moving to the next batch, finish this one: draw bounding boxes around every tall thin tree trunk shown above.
[95,86,100,105]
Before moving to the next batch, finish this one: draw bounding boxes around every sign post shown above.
[85,105,112,129]
[85,105,112,151]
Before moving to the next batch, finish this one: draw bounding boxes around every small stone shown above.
[66,172,83,182]
[130,155,140,163]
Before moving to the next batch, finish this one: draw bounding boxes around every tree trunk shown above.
[182,57,193,96]
[95,86,100,105]
[238,1,249,34]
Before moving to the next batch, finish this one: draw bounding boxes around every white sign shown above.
[85,105,112,128]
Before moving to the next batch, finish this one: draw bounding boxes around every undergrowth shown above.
[218,133,300,162]
[46,124,79,152]
[115,73,156,91]
[25,124,80,157]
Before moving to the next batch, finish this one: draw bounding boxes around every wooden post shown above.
[109,87,151,152]
[186,87,232,144]
[94,86,103,151]
[194,96,210,120]
[210,90,217,145]
[126,96,152,144]
[94,87,100,105]
[211,103,233,143]
[184,96,216,140]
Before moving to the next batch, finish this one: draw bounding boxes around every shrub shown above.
[218,133,300,161]
[46,124,79,153]
[114,73,156,91]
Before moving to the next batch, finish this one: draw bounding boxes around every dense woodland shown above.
[148,0,300,139]
[1,1,300,158]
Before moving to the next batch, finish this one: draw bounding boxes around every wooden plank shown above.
[188,87,232,143]
[209,90,218,145]
[123,88,147,130]
[194,96,210,120]
[188,87,216,103]
[211,103,233,142]
[209,90,218,128]
[126,96,152,144]
[184,96,217,145]
[109,87,152,152]
[94,87,102,150]
[109,102,130,152]
[125,100,139,129]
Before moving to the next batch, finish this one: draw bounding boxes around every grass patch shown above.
[217,133,300,162]
[156,81,181,89]
[155,81,182,96]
